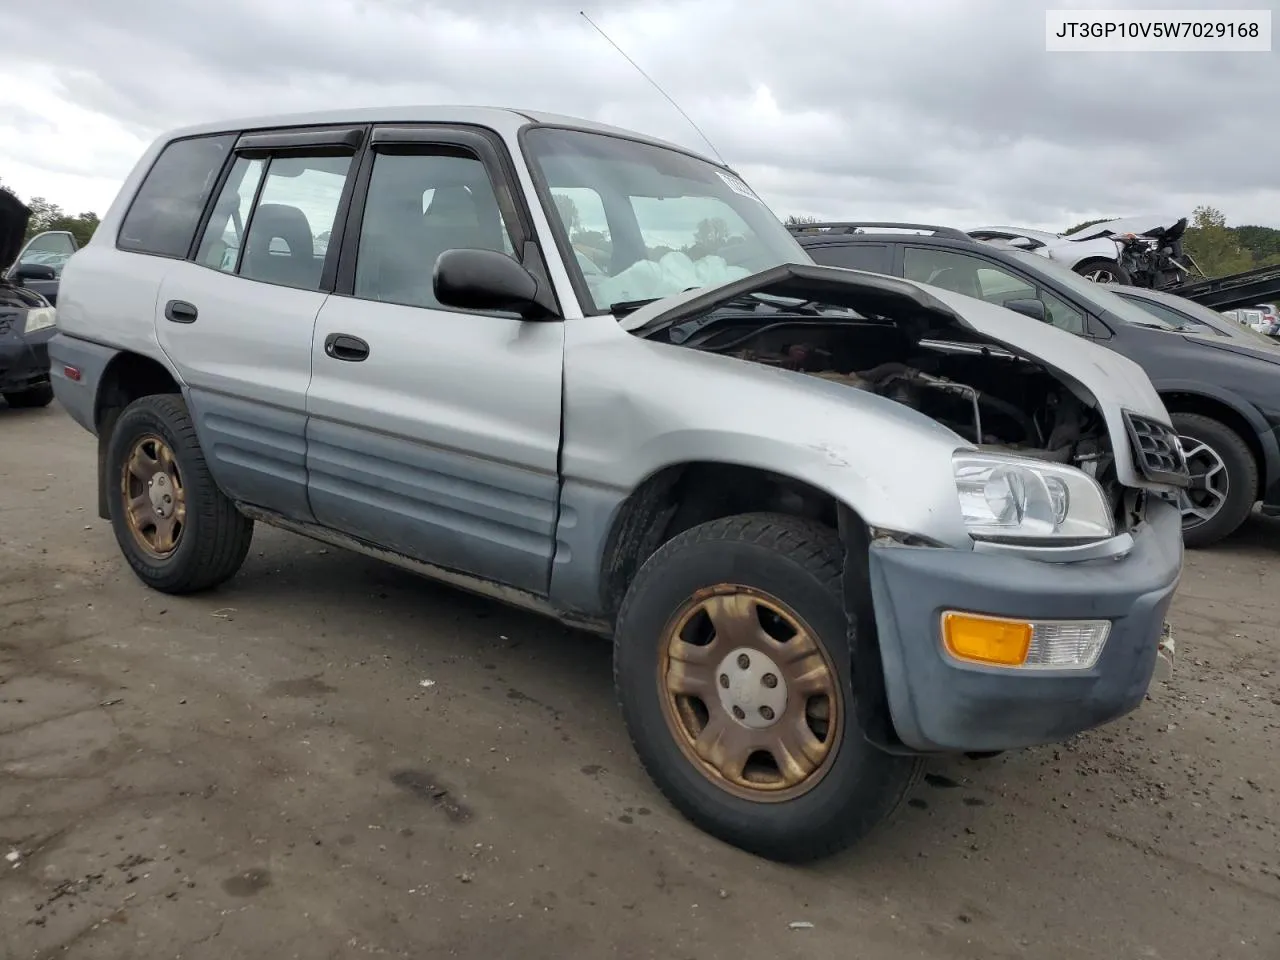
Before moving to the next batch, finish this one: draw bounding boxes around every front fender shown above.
[1152,378,1280,486]
[562,318,975,548]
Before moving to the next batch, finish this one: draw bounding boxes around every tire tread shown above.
[109,394,253,594]
[1171,411,1257,549]
[614,511,923,863]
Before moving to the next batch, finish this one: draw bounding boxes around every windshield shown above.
[1005,249,1183,329]
[1117,292,1280,347]
[523,127,810,314]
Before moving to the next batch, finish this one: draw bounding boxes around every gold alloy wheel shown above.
[657,584,844,802]
[121,435,187,559]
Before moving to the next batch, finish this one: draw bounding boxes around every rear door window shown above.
[117,134,235,258]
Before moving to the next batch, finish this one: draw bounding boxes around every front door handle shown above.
[324,333,370,362]
[165,299,198,323]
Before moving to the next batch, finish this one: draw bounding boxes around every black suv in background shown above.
[792,222,1280,548]
[0,190,57,409]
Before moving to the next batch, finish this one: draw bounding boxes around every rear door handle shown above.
[324,333,370,362]
[165,299,198,323]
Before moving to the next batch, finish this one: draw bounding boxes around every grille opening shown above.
[1123,412,1189,486]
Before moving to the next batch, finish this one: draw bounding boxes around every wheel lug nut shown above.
[759,706,774,721]
[762,673,777,688]
[737,653,750,669]
[718,673,729,689]
[731,706,745,720]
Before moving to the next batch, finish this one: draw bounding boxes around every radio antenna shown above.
[579,10,726,165]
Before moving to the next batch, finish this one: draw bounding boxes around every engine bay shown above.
[652,313,1123,507]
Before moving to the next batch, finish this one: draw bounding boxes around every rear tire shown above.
[105,394,254,594]
[614,512,922,863]
[1171,412,1257,548]
[3,382,54,408]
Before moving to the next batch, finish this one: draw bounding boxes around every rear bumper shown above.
[47,332,118,435]
[0,327,53,393]
[867,497,1183,753]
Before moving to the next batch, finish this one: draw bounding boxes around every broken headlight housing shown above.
[953,452,1114,543]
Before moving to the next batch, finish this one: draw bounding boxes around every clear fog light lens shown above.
[1025,620,1109,669]
[942,612,1109,670]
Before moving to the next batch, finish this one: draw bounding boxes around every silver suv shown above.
[49,107,1186,862]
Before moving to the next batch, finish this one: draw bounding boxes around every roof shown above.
[154,104,718,166]
[1106,285,1186,305]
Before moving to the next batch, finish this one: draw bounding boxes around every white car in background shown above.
[1223,307,1279,336]
[969,214,1185,285]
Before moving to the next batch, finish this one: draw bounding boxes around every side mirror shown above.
[15,262,57,281]
[433,248,554,320]
[1003,298,1048,323]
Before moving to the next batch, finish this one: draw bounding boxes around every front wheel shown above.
[614,513,922,863]
[105,394,254,593]
[1171,412,1258,548]
[1074,258,1131,285]
[3,382,54,408]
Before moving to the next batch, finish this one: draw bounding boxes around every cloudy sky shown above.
[2,0,1276,233]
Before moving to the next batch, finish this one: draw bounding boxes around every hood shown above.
[0,188,32,273]
[621,263,1174,492]
[1178,331,1280,366]
[1064,213,1184,242]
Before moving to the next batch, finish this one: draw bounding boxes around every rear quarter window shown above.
[117,134,236,258]
[805,242,890,274]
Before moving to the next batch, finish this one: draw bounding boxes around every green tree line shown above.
[1,178,101,247]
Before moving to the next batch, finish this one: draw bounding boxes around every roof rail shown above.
[786,221,974,242]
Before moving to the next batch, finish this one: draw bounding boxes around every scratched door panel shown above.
[305,296,564,593]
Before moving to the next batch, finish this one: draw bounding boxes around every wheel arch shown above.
[596,459,905,751]
[1158,389,1272,491]
[93,351,183,519]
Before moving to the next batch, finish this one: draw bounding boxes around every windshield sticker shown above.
[717,171,761,202]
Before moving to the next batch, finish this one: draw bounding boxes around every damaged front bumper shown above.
[865,496,1183,754]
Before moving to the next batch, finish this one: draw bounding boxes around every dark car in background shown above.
[1,190,58,409]
[792,222,1280,547]
[1111,285,1280,349]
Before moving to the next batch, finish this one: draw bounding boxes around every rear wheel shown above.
[1074,258,1131,285]
[1171,412,1257,548]
[106,394,254,593]
[614,513,922,862]
[3,382,54,408]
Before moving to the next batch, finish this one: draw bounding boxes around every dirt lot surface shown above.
[1,401,1277,960]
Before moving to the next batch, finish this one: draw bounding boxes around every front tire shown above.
[1171,412,1257,548]
[3,382,54,408]
[1074,258,1131,285]
[105,394,254,594]
[614,513,922,863]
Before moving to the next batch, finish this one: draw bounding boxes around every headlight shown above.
[953,451,1114,542]
[23,307,56,334]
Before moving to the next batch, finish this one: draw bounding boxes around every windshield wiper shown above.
[610,297,661,316]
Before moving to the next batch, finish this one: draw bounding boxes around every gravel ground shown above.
[1,401,1277,960]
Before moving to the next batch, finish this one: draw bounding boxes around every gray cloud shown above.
[4,0,1278,229]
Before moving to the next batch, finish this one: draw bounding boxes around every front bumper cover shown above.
[867,496,1183,753]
